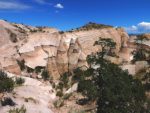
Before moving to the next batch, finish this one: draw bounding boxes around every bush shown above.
[77,22,113,31]
[56,91,63,97]
[142,72,150,91]
[1,97,16,106]
[76,98,90,105]
[56,72,71,91]
[17,60,25,71]
[15,77,25,85]
[35,66,44,74]
[41,69,49,81]
[27,67,34,73]
[78,80,98,100]
[62,93,72,100]
[53,99,64,108]
[56,82,64,91]
[59,31,64,34]
[0,71,14,93]
[132,35,150,62]
[8,105,26,113]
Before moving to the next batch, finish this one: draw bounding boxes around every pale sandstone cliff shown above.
[0,20,129,79]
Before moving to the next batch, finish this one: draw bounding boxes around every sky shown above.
[0,0,150,33]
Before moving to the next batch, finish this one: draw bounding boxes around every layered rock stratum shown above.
[0,20,137,79]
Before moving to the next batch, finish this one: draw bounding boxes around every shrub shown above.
[76,98,90,105]
[8,105,26,113]
[53,99,64,108]
[0,71,14,93]
[15,77,25,85]
[56,82,64,91]
[35,66,44,74]
[77,22,113,31]
[1,97,16,106]
[17,60,25,71]
[56,91,63,97]
[41,69,49,81]
[59,31,64,34]
[132,35,150,62]
[27,67,34,73]
[30,29,38,32]
[62,93,72,100]
[78,80,98,100]
[57,72,72,91]
[142,71,150,91]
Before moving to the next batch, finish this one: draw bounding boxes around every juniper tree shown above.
[76,38,148,113]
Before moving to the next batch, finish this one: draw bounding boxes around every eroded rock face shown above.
[0,72,56,113]
[0,20,129,79]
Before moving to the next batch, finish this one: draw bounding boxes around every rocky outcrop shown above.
[0,20,129,79]
[0,72,56,113]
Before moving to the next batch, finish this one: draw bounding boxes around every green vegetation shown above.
[17,60,25,71]
[59,31,64,34]
[62,93,72,100]
[132,35,150,62]
[67,22,113,32]
[143,71,150,91]
[15,77,25,85]
[0,71,14,93]
[55,72,71,91]
[74,38,149,113]
[35,66,44,74]
[41,69,50,81]
[60,72,70,88]
[30,29,38,33]
[1,97,16,106]
[0,72,25,89]
[53,99,64,108]
[26,67,34,73]
[136,70,150,92]
[80,22,113,30]
[8,105,26,113]
[94,37,116,58]
[56,91,63,97]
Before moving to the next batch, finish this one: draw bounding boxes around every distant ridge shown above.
[66,22,113,32]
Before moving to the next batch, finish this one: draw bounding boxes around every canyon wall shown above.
[0,20,129,79]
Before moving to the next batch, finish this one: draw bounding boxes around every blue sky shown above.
[0,0,150,33]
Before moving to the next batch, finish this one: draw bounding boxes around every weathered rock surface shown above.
[0,72,56,113]
[0,20,130,79]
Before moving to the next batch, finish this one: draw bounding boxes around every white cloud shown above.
[0,1,30,10]
[138,22,150,30]
[125,25,137,33]
[125,22,150,34]
[54,3,64,9]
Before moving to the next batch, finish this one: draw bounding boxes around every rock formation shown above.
[0,20,130,79]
